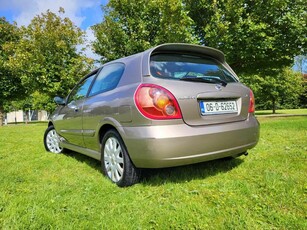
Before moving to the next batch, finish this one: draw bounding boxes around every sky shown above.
[0,0,108,60]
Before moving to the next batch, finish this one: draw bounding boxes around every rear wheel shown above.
[44,125,63,153]
[101,130,140,187]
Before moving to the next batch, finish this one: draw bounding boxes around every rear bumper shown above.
[122,115,260,168]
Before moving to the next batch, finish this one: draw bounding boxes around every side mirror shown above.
[54,96,66,105]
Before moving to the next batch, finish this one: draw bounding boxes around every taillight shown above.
[134,84,182,120]
[249,90,255,113]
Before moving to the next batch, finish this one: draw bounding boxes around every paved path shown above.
[256,113,307,118]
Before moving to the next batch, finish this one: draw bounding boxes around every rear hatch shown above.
[147,48,250,126]
[156,80,250,126]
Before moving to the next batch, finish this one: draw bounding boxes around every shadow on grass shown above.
[141,157,244,186]
[63,150,101,172]
[255,111,289,116]
[255,112,274,116]
[63,150,244,186]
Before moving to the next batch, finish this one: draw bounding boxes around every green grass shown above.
[256,108,307,116]
[0,117,306,229]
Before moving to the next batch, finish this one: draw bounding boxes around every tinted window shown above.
[67,74,95,104]
[150,53,238,83]
[89,63,125,96]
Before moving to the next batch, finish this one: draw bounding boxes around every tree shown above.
[6,9,93,114]
[185,0,306,73]
[92,0,198,62]
[92,0,306,111]
[185,0,306,112]
[241,68,304,113]
[0,18,25,126]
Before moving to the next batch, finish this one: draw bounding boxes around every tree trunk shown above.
[0,107,4,126]
[272,99,276,114]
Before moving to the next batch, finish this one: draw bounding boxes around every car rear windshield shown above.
[150,53,238,83]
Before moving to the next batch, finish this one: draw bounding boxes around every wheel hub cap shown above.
[104,137,124,182]
[46,129,62,153]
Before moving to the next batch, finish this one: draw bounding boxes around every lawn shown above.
[255,108,307,116]
[0,117,306,229]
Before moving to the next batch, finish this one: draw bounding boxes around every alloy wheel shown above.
[104,137,124,182]
[46,129,62,153]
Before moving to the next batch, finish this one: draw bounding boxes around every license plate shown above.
[200,100,238,115]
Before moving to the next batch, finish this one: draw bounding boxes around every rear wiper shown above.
[180,76,227,87]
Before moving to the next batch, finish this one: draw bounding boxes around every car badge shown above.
[215,84,222,91]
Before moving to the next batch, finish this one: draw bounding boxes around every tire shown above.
[101,129,140,187]
[44,125,63,154]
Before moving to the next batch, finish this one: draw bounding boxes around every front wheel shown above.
[44,125,63,153]
[101,130,140,187]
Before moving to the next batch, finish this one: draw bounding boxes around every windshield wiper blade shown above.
[180,77,227,87]
[180,77,213,84]
[208,77,228,87]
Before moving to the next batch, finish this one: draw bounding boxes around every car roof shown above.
[81,44,230,90]
[89,43,227,81]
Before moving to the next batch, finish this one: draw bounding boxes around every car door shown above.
[81,63,125,150]
[55,73,96,147]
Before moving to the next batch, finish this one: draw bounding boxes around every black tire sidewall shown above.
[101,129,139,187]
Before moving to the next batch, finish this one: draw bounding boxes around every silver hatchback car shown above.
[44,43,259,187]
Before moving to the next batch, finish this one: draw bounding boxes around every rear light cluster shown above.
[134,84,182,120]
[249,90,255,113]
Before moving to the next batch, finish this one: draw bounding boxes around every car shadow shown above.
[140,157,244,186]
[63,150,101,172]
[63,150,244,186]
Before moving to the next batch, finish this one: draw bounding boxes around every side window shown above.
[89,63,125,97]
[67,74,96,104]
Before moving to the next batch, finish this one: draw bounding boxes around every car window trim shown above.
[66,69,99,104]
[87,62,126,98]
